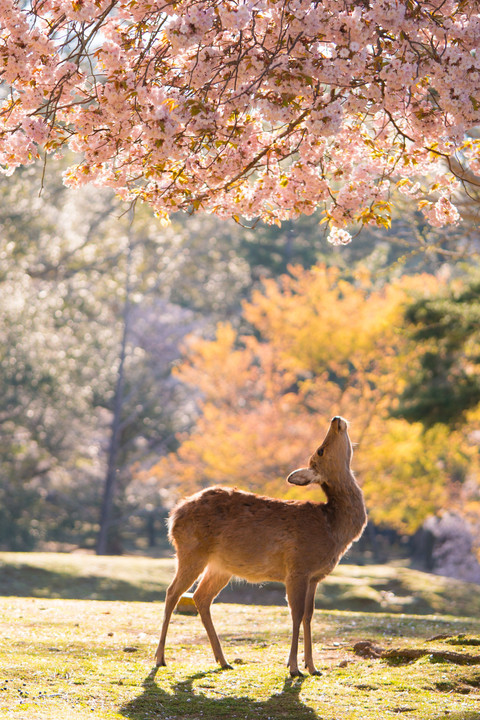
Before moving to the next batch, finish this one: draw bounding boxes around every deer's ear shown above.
[287,468,317,486]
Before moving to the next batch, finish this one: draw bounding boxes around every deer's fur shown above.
[155,416,367,676]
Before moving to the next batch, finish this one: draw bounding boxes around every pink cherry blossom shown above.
[327,227,352,246]
[422,196,461,227]
[0,0,479,231]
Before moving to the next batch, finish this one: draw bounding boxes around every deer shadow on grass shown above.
[120,666,320,720]
[431,715,480,720]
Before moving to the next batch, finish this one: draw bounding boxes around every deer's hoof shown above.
[289,669,304,678]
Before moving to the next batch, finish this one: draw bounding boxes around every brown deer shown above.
[155,416,367,676]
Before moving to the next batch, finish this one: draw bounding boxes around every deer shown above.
[155,416,367,677]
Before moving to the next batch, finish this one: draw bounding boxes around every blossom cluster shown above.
[1,0,479,227]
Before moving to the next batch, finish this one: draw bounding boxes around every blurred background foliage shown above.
[1,158,480,570]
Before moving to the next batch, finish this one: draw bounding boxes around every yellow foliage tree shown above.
[145,264,479,533]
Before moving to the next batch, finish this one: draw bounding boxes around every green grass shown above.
[1,553,480,719]
[1,596,479,720]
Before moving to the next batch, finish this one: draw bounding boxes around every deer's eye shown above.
[317,447,324,456]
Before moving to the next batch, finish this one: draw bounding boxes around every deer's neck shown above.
[322,469,367,552]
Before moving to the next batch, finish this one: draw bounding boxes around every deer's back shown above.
[169,486,337,583]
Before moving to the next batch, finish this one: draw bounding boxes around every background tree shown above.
[0,165,120,549]
[0,163,201,551]
[397,270,480,427]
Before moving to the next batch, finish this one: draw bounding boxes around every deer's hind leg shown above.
[193,565,232,669]
[286,574,309,677]
[155,552,207,667]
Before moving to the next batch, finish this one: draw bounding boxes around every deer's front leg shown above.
[303,579,321,675]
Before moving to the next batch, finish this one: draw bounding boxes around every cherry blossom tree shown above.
[1,1,480,243]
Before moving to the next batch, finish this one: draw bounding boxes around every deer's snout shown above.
[332,416,346,432]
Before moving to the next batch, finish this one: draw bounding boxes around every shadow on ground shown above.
[432,715,480,720]
[0,563,167,602]
[120,667,318,720]
[0,561,287,604]
[2,556,480,617]
[121,668,480,720]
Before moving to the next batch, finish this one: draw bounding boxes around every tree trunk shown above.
[96,239,132,555]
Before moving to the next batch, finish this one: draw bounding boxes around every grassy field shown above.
[0,553,480,720]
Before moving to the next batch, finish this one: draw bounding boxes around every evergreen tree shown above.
[398,273,480,427]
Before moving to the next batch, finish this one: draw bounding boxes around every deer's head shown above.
[287,416,353,488]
